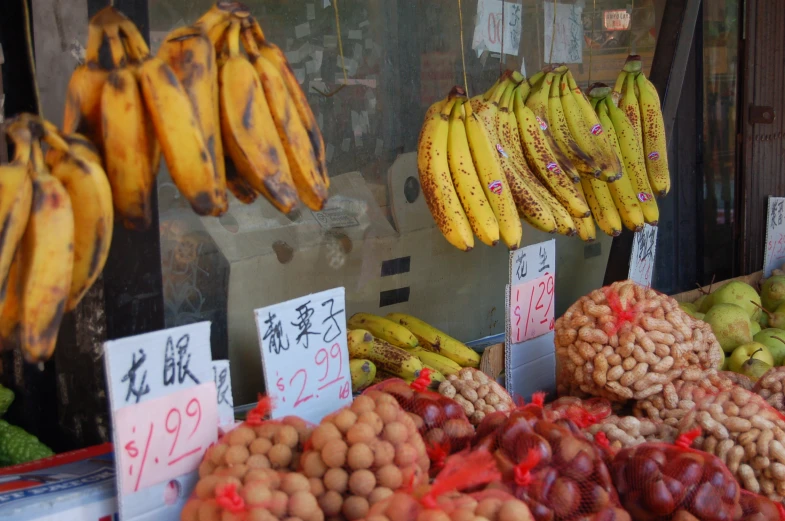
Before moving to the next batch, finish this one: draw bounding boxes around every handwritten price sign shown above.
[764,197,785,277]
[115,383,217,495]
[510,273,555,343]
[255,287,351,424]
[629,224,658,288]
[471,0,522,57]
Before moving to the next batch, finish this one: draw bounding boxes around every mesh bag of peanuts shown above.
[754,367,785,413]
[298,390,430,521]
[361,450,536,521]
[361,374,475,476]
[472,403,631,521]
[586,414,678,453]
[435,367,513,426]
[555,281,723,402]
[182,398,316,521]
[677,385,785,504]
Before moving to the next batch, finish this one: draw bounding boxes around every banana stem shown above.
[499,82,514,112]
[5,121,33,165]
[29,140,47,179]
[194,4,232,34]
[516,82,531,102]
[439,98,458,119]
[239,19,262,59]
[491,79,511,106]
[104,28,128,69]
[226,20,242,58]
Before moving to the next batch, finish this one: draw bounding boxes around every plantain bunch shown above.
[0,114,114,363]
[62,3,329,228]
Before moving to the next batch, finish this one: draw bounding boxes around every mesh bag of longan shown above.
[298,390,431,521]
[361,450,536,521]
[472,404,630,521]
[361,373,475,476]
[554,281,723,403]
[181,397,317,521]
[610,429,785,521]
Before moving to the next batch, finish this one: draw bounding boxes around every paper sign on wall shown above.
[212,360,235,427]
[764,197,785,277]
[104,321,217,521]
[505,240,556,400]
[471,0,522,57]
[629,224,658,287]
[255,288,351,424]
[543,2,583,64]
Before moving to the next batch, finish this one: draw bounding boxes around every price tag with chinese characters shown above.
[764,197,785,277]
[471,0,522,57]
[629,224,658,287]
[505,239,556,400]
[104,321,217,521]
[212,360,235,427]
[254,287,351,424]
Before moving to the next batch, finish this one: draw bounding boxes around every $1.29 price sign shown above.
[255,287,351,424]
[510,273,555,343]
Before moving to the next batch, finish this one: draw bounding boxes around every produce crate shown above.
[479,342,504,382]
[671,271,763,304]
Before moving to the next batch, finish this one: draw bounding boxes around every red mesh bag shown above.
[738,490,785,521]
[545,396,613,429]
[610,429,754,521]
[361,449,536,521]
[362,372,475,475]
[472,400,630,521]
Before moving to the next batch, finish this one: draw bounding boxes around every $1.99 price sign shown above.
[255,287,351,424]
[510,273,555,343]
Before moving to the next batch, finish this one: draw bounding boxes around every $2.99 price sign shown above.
[510,273,555,343]
[115,382,217,495]
[255,287,351,424]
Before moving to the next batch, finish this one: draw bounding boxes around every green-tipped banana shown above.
[386,312,479,368]
[347,313,419,350]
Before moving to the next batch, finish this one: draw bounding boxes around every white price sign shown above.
[104,322,217,521]
[471,0,522,57]
[255,288,351,424]
[543,2,583,64]
[603,9,631,31]
[629,224,658,287]
[212,360,235,427]
[764,197,785,277]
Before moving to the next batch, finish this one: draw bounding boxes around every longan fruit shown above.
[247,454,271,470]
[417,511,450,521]
[382,422,408,445]
[376,465,403,490]
[394,444,418,467]
[228,426,256,446]
[347,443,374,470]
[333,409,358,433]
[275,425,300,449]
[319,490,344,517]
[324,467,349,493]
[349,469,376,496]
[250,437,273,455]
[254,423,280,439]
[358,411,384,436]
[475,498,503,519]
[288,490,319,520]
[244,468,279,487]
[302,451,328,478]
[197,499,221,521]
[225,445,250,465]
[373,392,399,408]
[268,443,293,469]
[497,500,533,521]
[181,498,201,521]
[366,516,391,521]
[347,423,376,445]
[368,486,394,505]
[210,444,229,466]
[383,494,420,521]
[243,480,273,507]
[449,509,476,521]
[342,496,370,520]
[376,403,400,424]
[309,477,325,497]
[268,490,289,518]
[247,509,278,521]
[407,412,425,432]
[310,423,342,451]
[283,416,312,444]
[195,476,221,499]
[400,465,422,489]
[199,460,216,478]
[372,441,396,467]
[217,463,248,479]
[351,395,376,415]
[321,439,348,468]
[281,473,311,495]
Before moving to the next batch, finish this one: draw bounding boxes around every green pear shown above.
[754,328,785,366]
[728,342,774,373]
[762,275,785,311]
[698,293,714,313]
[695,312,705,320]
[718,348,726,370]
[679,302,703,319]
[751,321,762,336]
[710,281,762,320]
[760,311,770,328]
[740,357,772,383]
[704,303,754,353]
[755,302,785,330]
[694,294,708,311]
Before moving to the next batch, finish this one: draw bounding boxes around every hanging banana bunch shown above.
[0,114,114,363]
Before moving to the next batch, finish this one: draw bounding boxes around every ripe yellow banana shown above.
[385,312,480,368]
[350,359,376,392]
[582,175,622,237]
[367,338,424,381]
[0,247,23,351]
[218,22,298,213]
[414,350,462,376]
[19,140,74,363]
[619,73,644,150]
[560,72,621,182]
[613,71,627,96]
[418,97,475,251]
[471,93,555,235]
[595,100,645,232]
[225,160,259,204]
[511,84,589,219]
[347,313,419,350]
[43,127,114,311]
[605,96,659,225]
[447,97,499,247]
[158,26,228,217]
[241,23,327,211]
[636,72,671,196]
[101,67,156,230]
[541,72,602,180]
[347,329,374,358]
[247,18,329,188]
[46,133,102,168]
[572,180,598,242]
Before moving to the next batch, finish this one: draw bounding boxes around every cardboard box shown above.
[671,272,764,304]
[0,444,117,521]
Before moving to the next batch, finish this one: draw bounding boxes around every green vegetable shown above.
[0,385,14,416]
[0,420,53,467]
